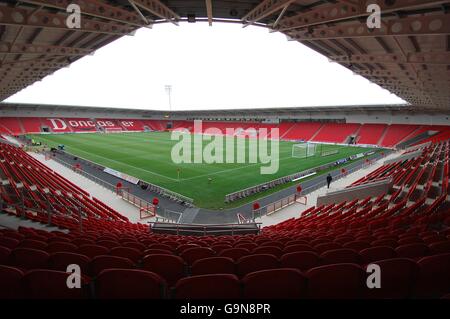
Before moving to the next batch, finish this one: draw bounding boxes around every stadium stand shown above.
[357,124,388,145]
[380,125,420,147]
[311,123,360,144]
[1,138,449,298]
[3,117,450,149]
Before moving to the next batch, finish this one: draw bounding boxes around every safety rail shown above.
[149,221,262,236]
[55,150,194,206]
[47,153,156,217]
[225,149,387,203]
[252,151,386,219]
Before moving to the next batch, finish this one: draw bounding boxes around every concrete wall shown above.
[317,178,393,206]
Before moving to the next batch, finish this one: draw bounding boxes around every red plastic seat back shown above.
[142,254,185,287]
[363,258,419,299]
[360,246,397,264]
[23,269,87,299]
[96,269,166,299]
[306,263,366,299]
[236,254,279,277]
[0,265,24,299]
[90,255,134,276]
[175,274,241,299]
[243,268,307,299]
[191,257,235,276]
[414,253,450,298]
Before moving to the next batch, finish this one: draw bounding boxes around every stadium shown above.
[0,0,450,304]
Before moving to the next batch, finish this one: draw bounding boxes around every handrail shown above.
[253,151,385,219]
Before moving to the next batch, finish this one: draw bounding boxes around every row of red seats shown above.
[1,251,449,299]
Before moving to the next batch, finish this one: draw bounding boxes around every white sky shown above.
[5,22,406,110]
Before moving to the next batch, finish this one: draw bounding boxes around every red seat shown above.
[398,237,423,245]
[360,246,397,264]
[235,243,258,250]
[47,237,71,244]
[314,242,341,254]
[0,237,20,249]
[148,243,173,251]
[321,248,361,265]
[210,244,232,254]
[71,238,95,247]
[180,247,215,266]
[143,248,173,256]
[191,257,235,276]
[414,253,450,298]
[122,241,145,251]
[96,240,120,250]
[109,247,142,263]
[48,252,90,274]
[371,239,397,248]
[174,274,240,299]
[142,254,185,287]
[395,243,429,259]
[89,255,134,276]
[2,232,25,241]
[0,265,23,299]
[23,269,87,299]
[306,263,366,299]
[176,244,200,254]
[18,239,48,250]
[0,245,11,264]
[429,240,450,255]
[242,268,307,299]
[76,244,109,259]
[422,235,447,245]
[363,258,419,299]
[46,242,78,254]
[280,251,322,272]
[343,241,371,252]
[218,248,250,261]
[236,254,279,277]
[283,244,314,253]
[252,246,283,258]
[95,269,166,299]
[260,241,284,249]
[9,248,49,270]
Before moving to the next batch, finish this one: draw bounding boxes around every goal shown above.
[292,143,316,158]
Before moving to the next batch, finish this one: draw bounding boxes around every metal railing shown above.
[49,154,157,216]
[149,221,262,236]
[225,150,384,203]
[57,150,195,205]
[252,151,388,219]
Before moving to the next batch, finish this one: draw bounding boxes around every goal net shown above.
[292,143,316,158]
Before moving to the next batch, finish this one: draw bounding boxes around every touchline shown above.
[170,120,280,175]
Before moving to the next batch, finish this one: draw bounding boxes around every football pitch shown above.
[29,132,377,209]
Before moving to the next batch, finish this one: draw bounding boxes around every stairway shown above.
[309,123,325,141]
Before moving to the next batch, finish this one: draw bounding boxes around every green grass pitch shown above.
[29,132,376,209]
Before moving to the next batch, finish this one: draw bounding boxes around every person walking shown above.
[326,173,333,189]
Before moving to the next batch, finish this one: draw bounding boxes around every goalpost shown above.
[292,142,316,158]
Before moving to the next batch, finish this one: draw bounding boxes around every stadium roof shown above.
[0,1,449,109]
[3,101,448,118]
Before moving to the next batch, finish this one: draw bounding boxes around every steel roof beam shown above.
[0,42,93,56]
[286,13,450,40]
[18,0,149,28]
[242,0,296,23]
[132,0,180,25]
[277,0,450,32]
[330,52,450,65]
[0,5,135,35]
